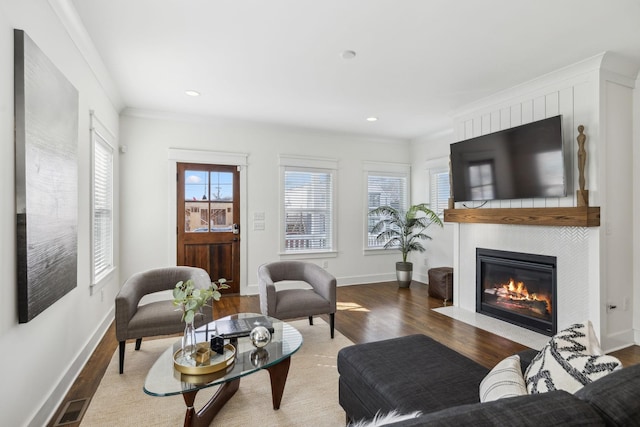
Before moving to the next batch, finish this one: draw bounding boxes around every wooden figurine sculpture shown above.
[576,125,589,207]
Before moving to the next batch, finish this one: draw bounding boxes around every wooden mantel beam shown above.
[443,207,600,227]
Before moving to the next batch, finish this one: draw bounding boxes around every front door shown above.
[177,163,240,294]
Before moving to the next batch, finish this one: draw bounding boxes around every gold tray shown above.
[173,343,236,375]
[177,361,235,385]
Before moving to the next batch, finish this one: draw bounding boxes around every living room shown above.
[2,1,640,426]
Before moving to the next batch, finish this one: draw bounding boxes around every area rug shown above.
[81,319,352,426]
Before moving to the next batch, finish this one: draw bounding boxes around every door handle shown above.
[232,223,239,234]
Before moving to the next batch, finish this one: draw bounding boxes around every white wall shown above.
[410,130,456,282]
[0,1,120,426]
[118,111,412,294]
[601,78,635,349]
[450,53,638,351]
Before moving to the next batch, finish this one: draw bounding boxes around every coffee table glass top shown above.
[144,313,303,397]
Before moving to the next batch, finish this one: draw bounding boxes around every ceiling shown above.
[69,0,640,140]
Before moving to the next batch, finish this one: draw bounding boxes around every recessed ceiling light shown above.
[340,50,357,60]
[366,117,378,122]
[185,90,200,97]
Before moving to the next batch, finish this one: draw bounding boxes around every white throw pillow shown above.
[524,321,622,394]
[479,355,527,402]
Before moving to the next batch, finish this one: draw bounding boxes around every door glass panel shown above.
[184,170,235,233]
[209,172,233,201]
[185,170,209,201]
[210,203,233,231]
[184,170,210,232]
[185,202,209,232]
[209,172,234,231]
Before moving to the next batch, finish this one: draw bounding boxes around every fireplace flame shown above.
[489,278,552,316]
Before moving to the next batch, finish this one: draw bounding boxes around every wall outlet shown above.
[322,260,328,268]
[623,296,630,311]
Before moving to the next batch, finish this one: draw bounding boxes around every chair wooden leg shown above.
[308,316,313,325]
[330,313,335,339]
[135,338,142,350]
[119,341,126,374]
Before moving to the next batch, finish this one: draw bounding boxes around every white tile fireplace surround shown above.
[442,223,598,347]
[434,306,550,349]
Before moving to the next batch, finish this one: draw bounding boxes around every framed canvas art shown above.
[14,29,79,323]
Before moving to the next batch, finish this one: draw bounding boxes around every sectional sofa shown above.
[337,333,640,426]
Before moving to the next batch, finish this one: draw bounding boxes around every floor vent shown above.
[53,398,90,426]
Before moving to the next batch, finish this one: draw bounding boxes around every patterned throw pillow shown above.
[524,322,622,394]
[479,355,527,402]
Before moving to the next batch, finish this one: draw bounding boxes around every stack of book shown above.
[214,316,274,339]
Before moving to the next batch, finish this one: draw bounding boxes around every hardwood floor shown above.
[47,281,640,426]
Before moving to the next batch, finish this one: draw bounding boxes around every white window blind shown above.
[283,168,334,252]
[281,157,335,253]
[91,112,115,287]
[363,162,411,249]
[366,173,408,249]
[430,168,450,219]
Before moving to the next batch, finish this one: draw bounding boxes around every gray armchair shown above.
[258,261,337,338]
[115,266,213,373]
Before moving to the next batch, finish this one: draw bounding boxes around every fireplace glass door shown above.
[476,248,557,336]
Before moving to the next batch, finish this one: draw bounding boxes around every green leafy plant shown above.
[173,278,229,323]
[369,203,443,263]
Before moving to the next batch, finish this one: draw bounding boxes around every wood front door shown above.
[177,163,240,294]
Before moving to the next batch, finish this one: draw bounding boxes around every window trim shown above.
[363,161,410,253]
[279,155,338,257]
[425,156,452,221]
[90,111,116,292]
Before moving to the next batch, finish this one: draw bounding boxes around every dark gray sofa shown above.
[337,334,640,426]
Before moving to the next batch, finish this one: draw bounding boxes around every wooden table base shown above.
[181,355,292,427]
[266,355,291,409]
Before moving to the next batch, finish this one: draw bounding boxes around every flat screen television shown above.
[450,115,565,202]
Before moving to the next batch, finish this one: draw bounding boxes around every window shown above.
[280,155,337,254]
[364,162,409,249]
[430,167,451,219]
[91,112,115,289]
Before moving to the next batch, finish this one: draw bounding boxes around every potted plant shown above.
[370,203,443,287]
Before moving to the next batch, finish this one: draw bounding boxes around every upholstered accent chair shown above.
[115,266,213,373]
[258,261,337,338]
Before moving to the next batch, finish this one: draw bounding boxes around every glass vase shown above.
[182,320,197,360]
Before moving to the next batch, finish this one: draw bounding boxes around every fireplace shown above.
[476,248,557,336]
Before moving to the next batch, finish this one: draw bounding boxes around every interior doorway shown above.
[177,163,240,294]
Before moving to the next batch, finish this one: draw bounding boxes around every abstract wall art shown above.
[14,29,79,323]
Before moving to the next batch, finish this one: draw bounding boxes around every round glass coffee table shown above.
[144,313,303,427]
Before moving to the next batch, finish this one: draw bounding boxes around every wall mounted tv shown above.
[450,115,565,203]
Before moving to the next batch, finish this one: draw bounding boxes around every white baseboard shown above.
[602,328,636,353]
[29,306,115,427]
